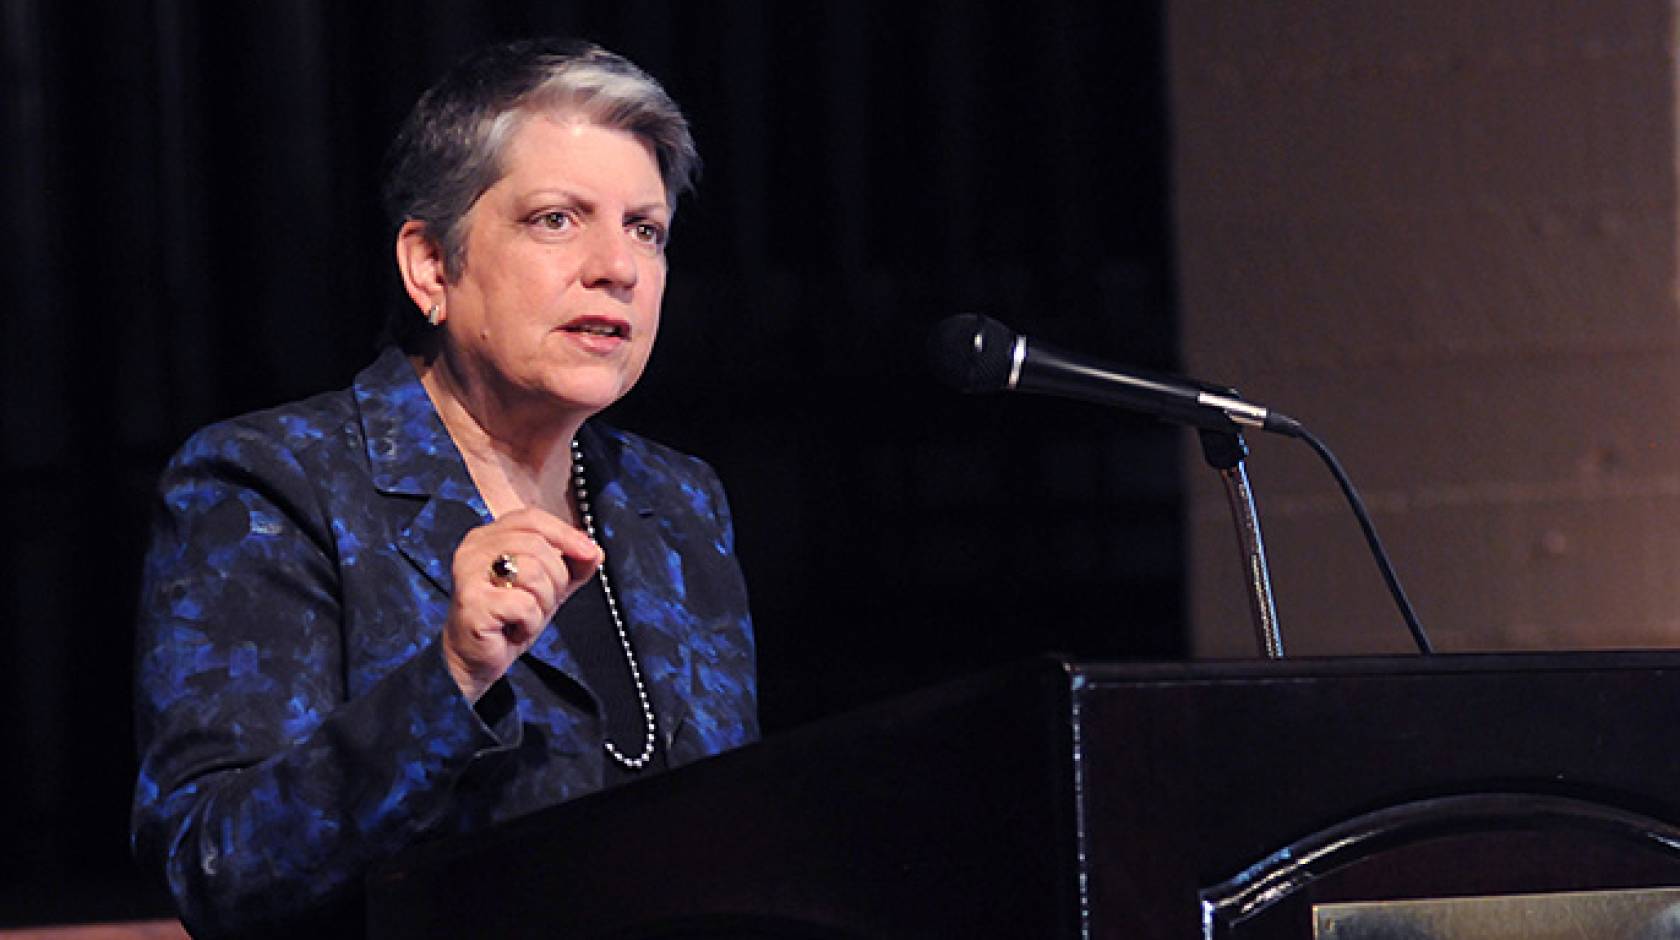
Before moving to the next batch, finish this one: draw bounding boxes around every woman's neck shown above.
[411,353,584,524]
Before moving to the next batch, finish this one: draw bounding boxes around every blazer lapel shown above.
[353,348,590,688]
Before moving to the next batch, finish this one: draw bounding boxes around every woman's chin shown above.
[541,375,637,417]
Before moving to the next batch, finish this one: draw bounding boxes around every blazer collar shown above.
[354,347,487,508]
[350,347,657,514]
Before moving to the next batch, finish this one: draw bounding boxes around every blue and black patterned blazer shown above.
[131,346,758,936]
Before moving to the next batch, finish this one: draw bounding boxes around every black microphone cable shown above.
[1279,421,1433,654]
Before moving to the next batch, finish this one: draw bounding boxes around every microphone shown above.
[928,313,1302,437]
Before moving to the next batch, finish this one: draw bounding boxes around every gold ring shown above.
[489,553,519,588]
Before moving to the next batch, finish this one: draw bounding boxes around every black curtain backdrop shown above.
[0,0,1176,925]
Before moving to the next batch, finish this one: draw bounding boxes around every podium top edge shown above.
[1058,648,1680,684]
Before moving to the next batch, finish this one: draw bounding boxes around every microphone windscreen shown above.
[928,314,1017,393]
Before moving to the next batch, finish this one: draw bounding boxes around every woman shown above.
[131,38,757,936]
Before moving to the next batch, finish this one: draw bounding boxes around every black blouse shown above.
[552,572,668,782]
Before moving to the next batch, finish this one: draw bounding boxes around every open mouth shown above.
[561,317,629,340]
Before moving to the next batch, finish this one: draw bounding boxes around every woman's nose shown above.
[580,225,639,290]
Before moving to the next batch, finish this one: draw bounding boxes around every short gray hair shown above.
[382,38,699,347]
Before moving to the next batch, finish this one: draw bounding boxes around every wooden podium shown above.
[366,654,1680,938]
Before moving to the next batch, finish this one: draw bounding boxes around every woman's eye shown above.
[629,220,667,248]
[532,210,572,231]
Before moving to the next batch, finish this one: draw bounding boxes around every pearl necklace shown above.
[572,438,658,771]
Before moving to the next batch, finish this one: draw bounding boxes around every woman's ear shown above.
[395,220,449,322]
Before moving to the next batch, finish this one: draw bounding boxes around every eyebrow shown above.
[625,200,670,219]
[519,189,669,218]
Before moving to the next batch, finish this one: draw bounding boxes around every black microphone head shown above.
[928,313,1018,393]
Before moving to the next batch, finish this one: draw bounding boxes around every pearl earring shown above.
[425,303,442,327]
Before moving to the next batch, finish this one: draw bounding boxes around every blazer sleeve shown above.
[130,421,515,936]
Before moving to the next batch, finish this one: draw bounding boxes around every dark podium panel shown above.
[366,654,1680,938]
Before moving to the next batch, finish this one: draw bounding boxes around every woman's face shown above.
[440,114,670,422]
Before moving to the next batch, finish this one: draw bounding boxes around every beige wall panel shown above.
[1217,351,1680,494]
[1170,1,1680,654]
[1177,207,1677,370]
[1191,478,1680,657]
